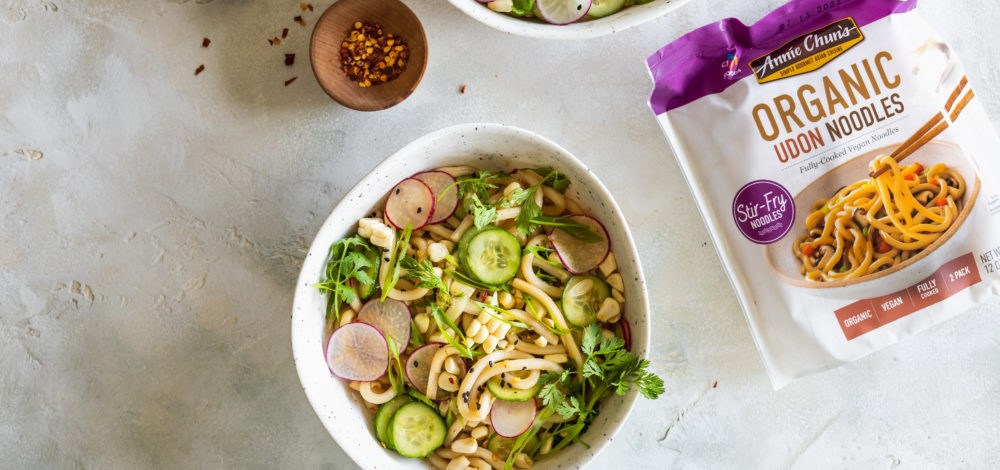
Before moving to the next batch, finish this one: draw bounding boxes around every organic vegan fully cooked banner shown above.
[648,0,1000,388]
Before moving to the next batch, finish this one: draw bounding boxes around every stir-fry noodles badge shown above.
[732,180,794,244]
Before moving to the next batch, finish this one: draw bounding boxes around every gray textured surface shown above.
[2,0,999,469]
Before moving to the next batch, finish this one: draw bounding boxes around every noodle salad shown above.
[793,156,966,283]
[315,166,663,469]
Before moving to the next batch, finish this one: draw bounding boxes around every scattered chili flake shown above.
[194,64,205,76]
[460,85,467,94]
[294,15,306,26]
[284,76,298,86]
[285,53,295,66]
[299,2,313,11]
[339,21,408,88]
[308,4,314,11]
[282,28,289,39]
[269,37,281,46]
[712,381,718,388]
[202,37,211,48]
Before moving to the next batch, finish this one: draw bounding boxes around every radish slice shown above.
[412,171,459,225]
[549,215,611,274]
[358,298,412,352]
[620,315,631,353]
[385,178,435,230]
[490,398,537,437]
[326,322,389,381]
[535,0,591,25]
[405,343,443,394]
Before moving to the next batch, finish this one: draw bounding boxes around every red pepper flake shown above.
[269,37,281,46]
[284,76,298,86]
[712,381,718,388]
[281,28,289,39]
[340,21,408,88]
[460,85,467,94]
[802,245,815,257]
[935,197,949,207]
[307,3,314,11]
[294,15,306,26]
[285,53,295,66]
[194,64,205,76]
[202,37,211,48]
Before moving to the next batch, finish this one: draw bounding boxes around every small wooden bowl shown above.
[310,0,428,111]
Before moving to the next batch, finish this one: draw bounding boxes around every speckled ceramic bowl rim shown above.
[292,123,650,469]
[445,0,692,40]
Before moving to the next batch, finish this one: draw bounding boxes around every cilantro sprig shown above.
[504,169,600,241]
[313,236,377,325]
[442,170,509,228]
[400,256,448,293]
[504,324,664,469]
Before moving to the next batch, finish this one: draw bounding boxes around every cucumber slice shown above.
[561,275,611,327]
[357,244,381,300]
[388,402,447,458]
[462,228,521,285]
[374,395,412,449]
[487,375,541,402]
[587,0,626,18]
[457,225,486,262]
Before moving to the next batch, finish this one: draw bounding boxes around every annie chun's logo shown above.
[750,18,864,83]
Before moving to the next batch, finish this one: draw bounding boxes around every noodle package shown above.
[647,0,1000,387]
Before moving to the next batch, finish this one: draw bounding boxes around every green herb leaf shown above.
[582,359,603,380]
[529,167,571,193]
[407,388,436,408]
[581,324,602,355]
[470,193,498,229]
[535,271,561,286]
[385,336,405,395]
[380,224,412,301]
[429,303,477,359]
[312,235,378,324]
[531,216,603,243]
[472,301,531,329]
[446,268,509,292]
[555,395,581,419]
[401,256,448,292]
[514,192,543,237]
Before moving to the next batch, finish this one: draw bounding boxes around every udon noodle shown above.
[794,155,966,282]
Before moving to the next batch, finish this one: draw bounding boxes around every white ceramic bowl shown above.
[292,123,650,469]
[445,0,691,40]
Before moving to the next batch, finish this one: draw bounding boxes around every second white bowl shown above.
[445,0,692,40]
